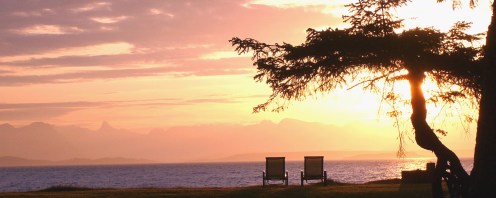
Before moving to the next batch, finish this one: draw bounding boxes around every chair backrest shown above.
[266,157,285,179]
[304,156,324,177]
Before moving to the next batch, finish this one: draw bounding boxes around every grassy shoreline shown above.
[0,182,438,198]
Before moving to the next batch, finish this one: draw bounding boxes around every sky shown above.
[0,0,492,160]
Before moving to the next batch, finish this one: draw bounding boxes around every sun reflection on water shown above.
[317,158,473,184]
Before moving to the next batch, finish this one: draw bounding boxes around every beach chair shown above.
[263,157,289,186]
[301,156,327,186]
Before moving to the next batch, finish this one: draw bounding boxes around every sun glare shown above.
[388,76,468,123]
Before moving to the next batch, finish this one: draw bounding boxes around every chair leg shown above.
[323,171,327,185]
[263,172,266,187]
[285,171,289,186]
[301,171,304,186]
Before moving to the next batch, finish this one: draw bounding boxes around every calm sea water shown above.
[0,159,473,192]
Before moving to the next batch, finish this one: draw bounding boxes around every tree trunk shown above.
[471,1,496,197]
[408,69,470,198]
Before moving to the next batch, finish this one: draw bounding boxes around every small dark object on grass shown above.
[37,185,94,192]
[325,179,348,186]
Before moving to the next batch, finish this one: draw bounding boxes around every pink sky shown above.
[0,0,491,161]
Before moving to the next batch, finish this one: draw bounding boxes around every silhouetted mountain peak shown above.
[22,122,55,132]
[28,121,52,127]
[98,121,115,132]
[0,123,15,131]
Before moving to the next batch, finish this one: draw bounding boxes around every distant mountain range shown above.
[0,119,470,165]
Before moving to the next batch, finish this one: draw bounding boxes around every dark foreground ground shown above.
[0,181,444,198]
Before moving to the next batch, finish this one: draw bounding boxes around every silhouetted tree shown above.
[472,2,496,196]
[231,0,483,197]
[436,0,496,197]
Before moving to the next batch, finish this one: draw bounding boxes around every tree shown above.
[231,0,482,197]
[471,1,496,195]
[437,0,496,196]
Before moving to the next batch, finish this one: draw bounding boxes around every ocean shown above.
[0,158,473,192]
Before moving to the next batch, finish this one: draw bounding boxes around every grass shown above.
[0,182,438,198]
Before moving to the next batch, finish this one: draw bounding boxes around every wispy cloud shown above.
[200,51,251,60]
[91,16,129,24]
[0,108,76,120]
[246,0,337,8]
[0,42,134,63]
[0,0,341,86]
[11,8,55,17]
[148,8,174,18]
[0,101,107,120]
[0,101,106,109]
[13,25,84,35]
[0,96,242,121]
[0,57,255,86]
[244,0,348,15]
[71,2,112,13]
[0,67,171,86]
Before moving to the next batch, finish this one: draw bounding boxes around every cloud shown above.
[0,69,12,74]
[0,44,214,67]
[11,8,55,17]
[71,2,112,13]
[0,108,75,120]
[0,42,134,63]
[0,0,341,53]
[200,51,251,60]
[0,101,106,109]
[0,96,242,121]
[148,8,174,18]
[91,16,128,24]
[0,67,171,86]
[244,0,348,15]
[246,0,337,8]
[13,25,84,35]
[0,101,107,120]
[0,57,256,86]
[0,0,342,85]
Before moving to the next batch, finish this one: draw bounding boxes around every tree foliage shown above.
[231,1,484,197]
[231,6,482,114]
